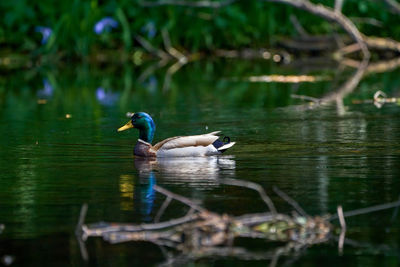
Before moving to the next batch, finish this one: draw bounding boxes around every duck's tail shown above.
[212,136,236,153]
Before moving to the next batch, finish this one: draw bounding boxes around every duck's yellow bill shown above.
[118,121,134,132]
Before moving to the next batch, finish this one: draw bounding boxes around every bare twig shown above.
[76,203,88,234]
[365,36,400,53]
[334,0,344,14]
[330,199,400,220]
[83,213,199,236]
[135,35,170,60]
[220,178,277,214]
[337,205,346,254]
[290,15,309,37]
[390,195,400,222]
[336,43,362,56]
[76,204,89,261]
[319,56,369,105]
[161,28,188,64]
[291,94,320,103]
[138,60,168,83]
[384,0,400,15]
[273,187,308,217]
[77,234,89,261]
[349,17,383,27]
[263,0,370,60]
[153,185,207,213]
[186,207,195,217]
[155,196,173,223]
[162,60,186,91]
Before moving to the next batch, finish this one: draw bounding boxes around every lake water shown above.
[0,59,399,266]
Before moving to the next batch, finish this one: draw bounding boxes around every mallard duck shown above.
[117,112,235,157]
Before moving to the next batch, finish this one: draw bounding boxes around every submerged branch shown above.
[320,57,369,104]
[153,185,208,213]
[76,203,88,234]
[155,196,173,223]
[220,178,277,214]
[82,212,200,236]
[330,199,400,220]
[337,205,346,255]
[273,187,308,217]
[135,35,170,60]
[79,181,400,262]
[291,94,320,103]
[161,28,188,64]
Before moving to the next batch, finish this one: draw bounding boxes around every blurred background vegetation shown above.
[1,0,400,64]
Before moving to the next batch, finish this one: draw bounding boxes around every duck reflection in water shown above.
[138,171,156,222]
[134,156,236,188]
[124,156,235,221]
[119,172,156,222]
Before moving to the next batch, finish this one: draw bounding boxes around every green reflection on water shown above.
[0,60,399,265]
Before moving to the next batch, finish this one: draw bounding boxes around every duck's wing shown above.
[152,131,221,151]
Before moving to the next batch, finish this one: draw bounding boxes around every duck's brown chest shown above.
[134,141,156,157]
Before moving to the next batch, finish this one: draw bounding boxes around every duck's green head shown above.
[118,112,156,143]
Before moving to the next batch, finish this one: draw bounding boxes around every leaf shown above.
[116,7,132,50]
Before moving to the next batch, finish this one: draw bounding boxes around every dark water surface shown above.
[0,60,400,266]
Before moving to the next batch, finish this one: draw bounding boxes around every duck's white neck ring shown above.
[138,139,152,146]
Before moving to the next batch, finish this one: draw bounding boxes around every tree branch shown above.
[384,0,400,15]
[262,0,370,60]
[220,178,277,214]
[273,187,308,217]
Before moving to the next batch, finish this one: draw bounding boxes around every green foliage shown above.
[1,0,400,58]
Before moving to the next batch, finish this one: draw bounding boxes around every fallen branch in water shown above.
[350,90,400,108]
[77,179,400,263]
[135,28,189,91]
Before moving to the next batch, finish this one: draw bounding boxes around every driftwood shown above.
[351,90,400,108]
[77,179,400,263]
[288,54,400,111]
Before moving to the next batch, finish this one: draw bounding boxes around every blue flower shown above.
[141,21,157,39]
[35,26,52,44]
[37,79,54,98]
[94,17,118,35]
[96,87,119,106]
